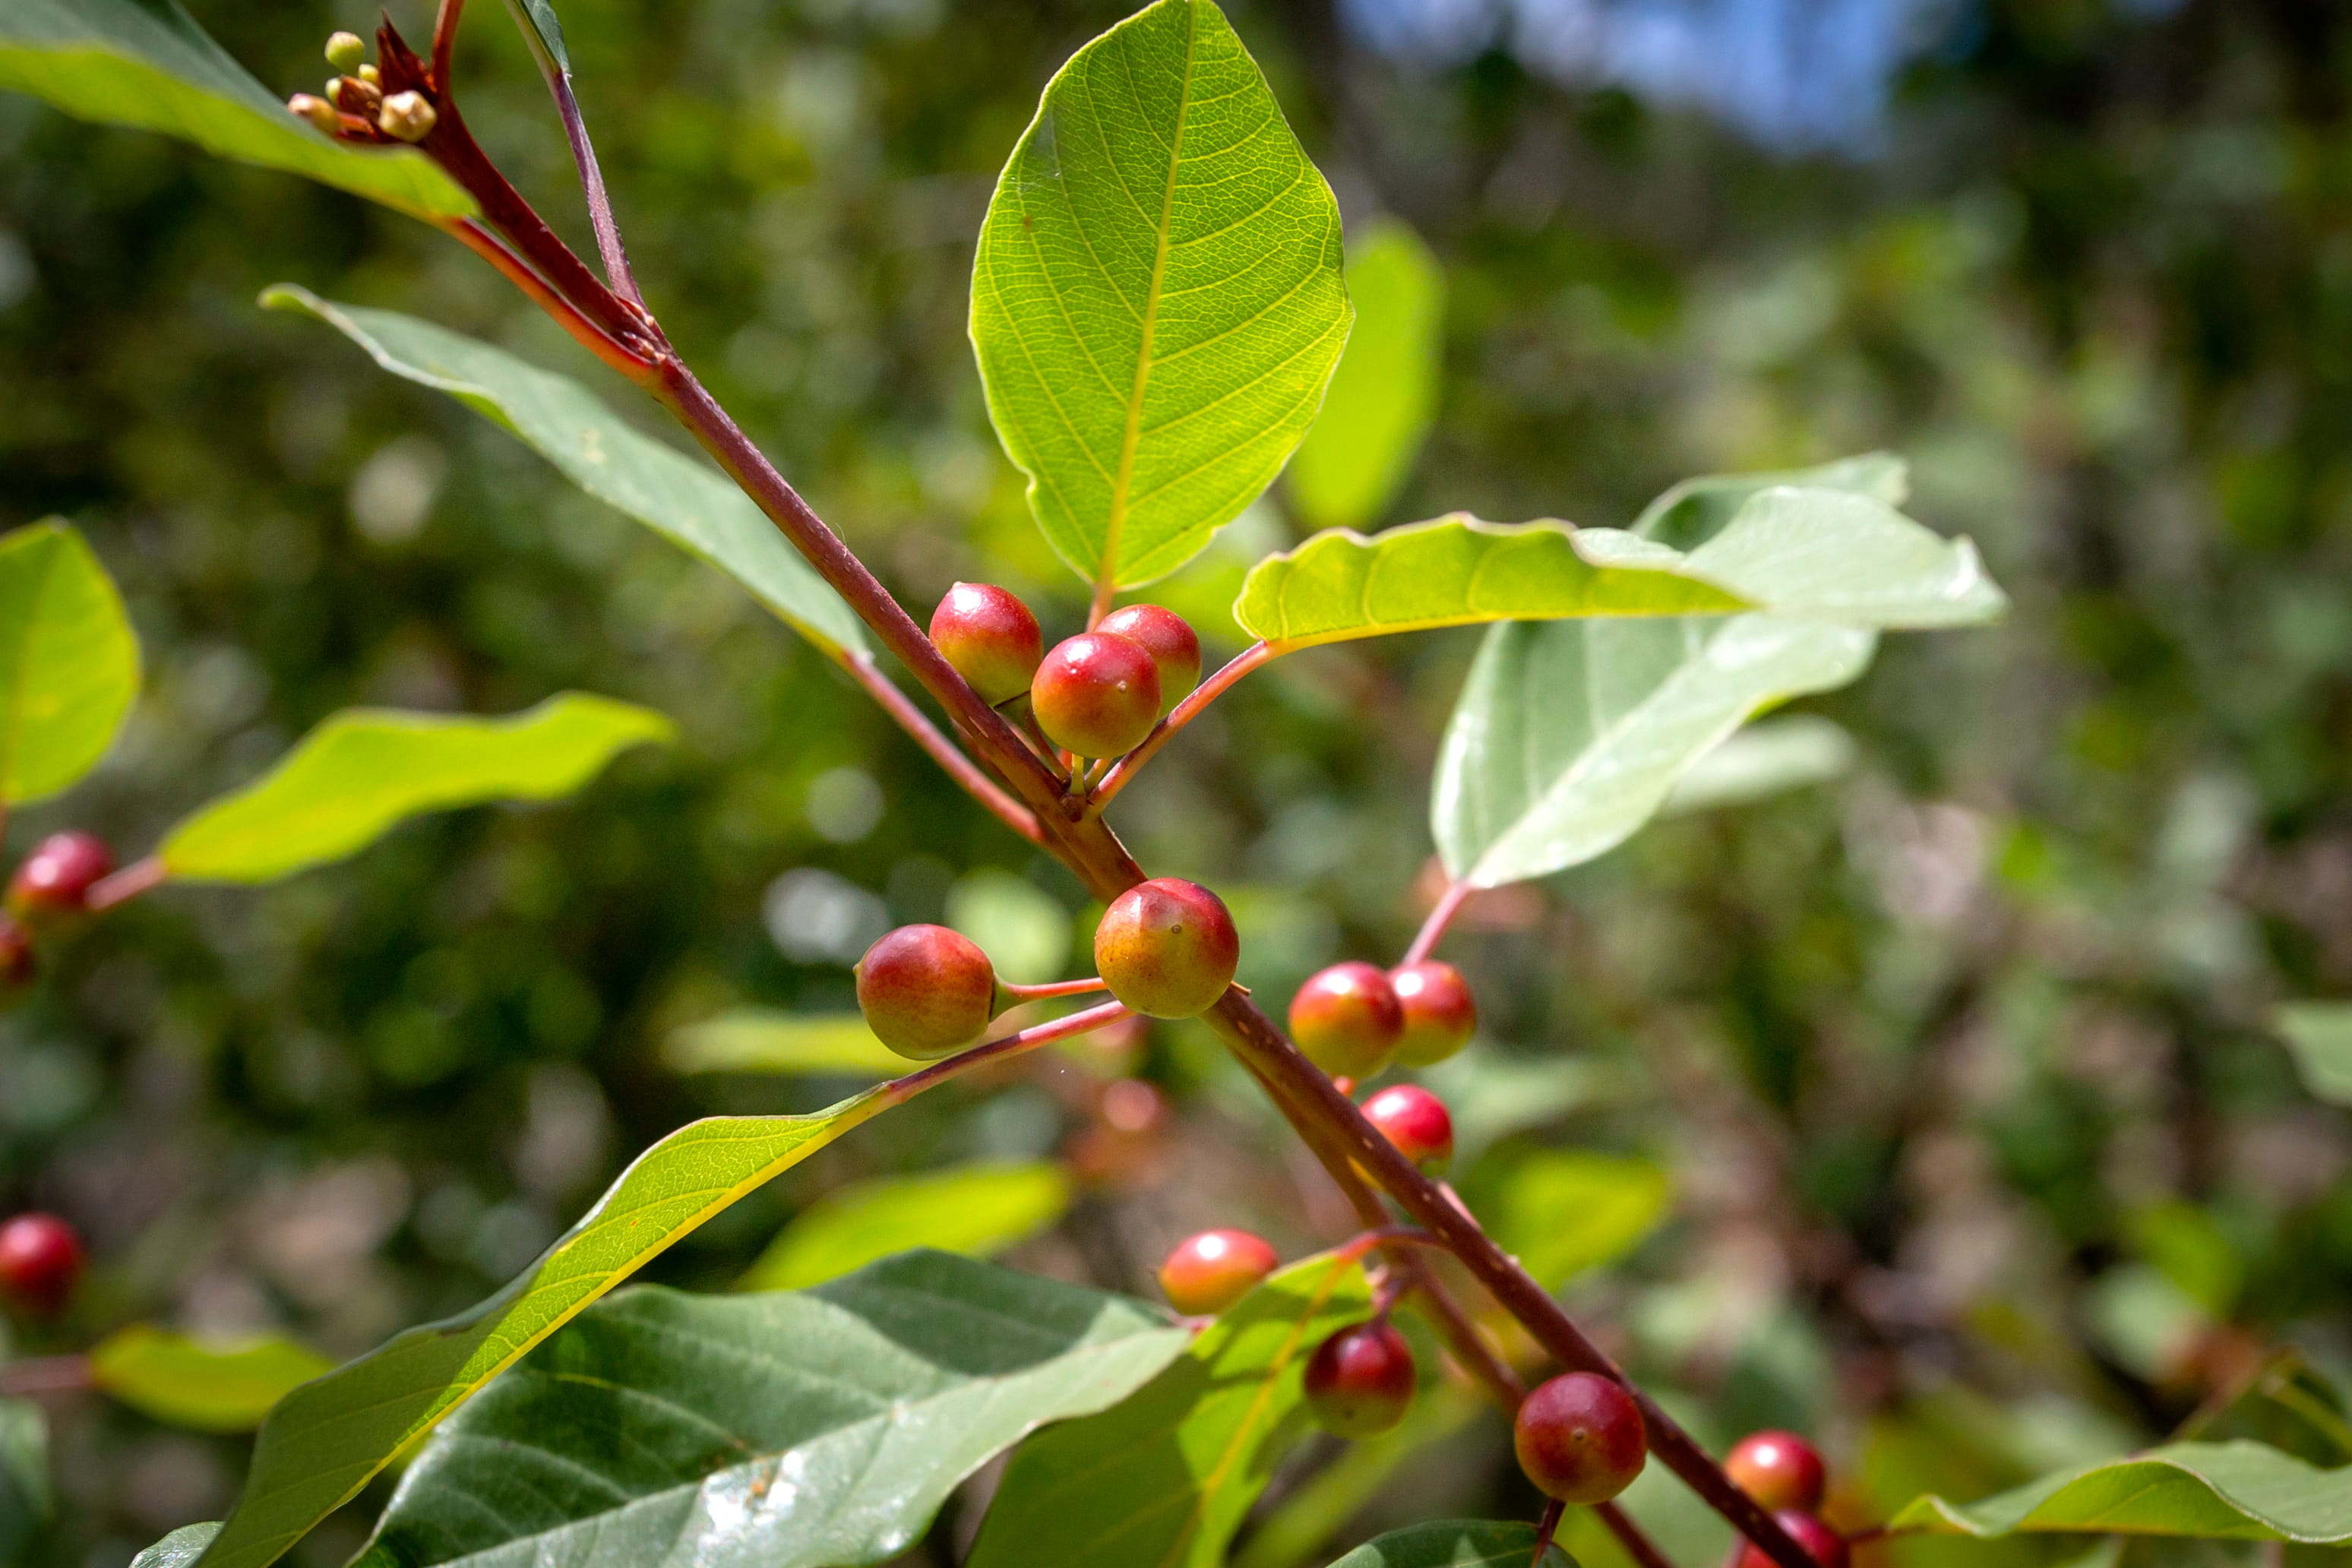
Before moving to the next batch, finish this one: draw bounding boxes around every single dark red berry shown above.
[1513,1370,1648,1503]
[931,583,1044,706]
[1737,1513,1848,1568]
[7,831,114,922]
[1096,605,1201,716]
[1726,1430,1828,1513]
[1304,1319,1416,1438]
[1288,963,1404,1078]
[1361,1084,1454,1172]
[0,915,34,997]
[1389,960,1476,1067]
[0,1212,84,1315]
[1158,1228,1279,1315]
[855,924,999,1060]
[1095,877,1238,1019]
[1032,632,1161,757]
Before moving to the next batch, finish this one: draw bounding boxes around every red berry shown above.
[1737,1513,1847,1568]
[7,831,113,921]
[0,1212,84,1315]
[930,583,1044,706]
[1094,877,1238,1019]
[0,915,34,997]
[1389,961,1476,1067]
[1726,1430,1827,1513]
[1288,963,1404,1078]
[1032,632,1161,758]
[1158,1228,1279,1314]
[1304,1319,1415,1437]
[1513,1371,1648,1503]
[1096,605,1201,715]
[1361,1084,1454,1172]
[855,924,1000,1059]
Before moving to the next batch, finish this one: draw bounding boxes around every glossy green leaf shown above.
[970,0,1351,592]
[0,520,138,804]
[193,1089,893,1568]
[1477,1149,1671,1288]
[131,1525,220,1568]
[1328,1521,1571,1568]
[665,1009,908,1078]
[88,1326,333,1434]
[969,1248,1374,1568]
[1233,1381,1484,1568]
[0,0,470,219]
[1659,715,1856,816]
[263,286,869,656]
[1889,1440,2352,1542]
[0,1399,46,1568]
[2271,1003,2352,1106]
[160,694,672,884]
[353,1254,1190,1568]
[1287,219,1446,533]
[741,1161,1073,1290]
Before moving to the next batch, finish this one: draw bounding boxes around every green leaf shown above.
[194,1089,893,1568]
[263,286,869,657]
[131,1525,221,1568]
[353,1254,1190,1568]
[2271,1003,2352,1106]
[970,0,1351,593]
[1633,450,1909,545]
[1287,219,1446,533]
[743,1161,1072,1291]
[1232,1381,1484,1568]
[1327,1521,1572,1568]
[0,1399,46,1568]
[88,1326,334,1434]
[665,1009,909,1077]
[499,0,569,74]
[1889,1440,2352,1543]
[1659,715,1856,816]
[159,694,672,884]
[0,520,138,804]
[1475,1149,1671,1289]
[969,1248,1373,1568]
[0,0,471,219]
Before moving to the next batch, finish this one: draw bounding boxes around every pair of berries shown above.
[0,1212,84,1316]
[1289,959,1476,1079]
[0,831,116,997]
[929,583,1200,760]
[1726,1430,1845,1568]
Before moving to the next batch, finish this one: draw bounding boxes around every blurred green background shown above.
[8,0,2352,1561]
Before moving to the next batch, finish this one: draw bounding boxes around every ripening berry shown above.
[1361,1084,1454,1172]
[1736,1513,1848,1568]
[1032,632,1161,758]
[1513,1371,1648,1504]
[1159,1228,1279,1315]
[1096,605,1201,715]
[0,1212,84,1316]
[1725,1430,1828,1513]
[1304,1320,1416,1438]
[0,915,33,999]
[1094,878,1238,1019]
[931,583,1044,705]
[8,831,114,922]
[1288,963,1404,1079]
[1389,961,1476,1067]
[324,30,367,72]
[855,924,999,1060]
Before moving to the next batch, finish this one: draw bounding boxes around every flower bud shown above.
[379,91,438,144]
[287,93,343,135]
[1094,877,1238,1019]
[324,31,367,74]
[358,63,382,87]
[855,924,998,1060]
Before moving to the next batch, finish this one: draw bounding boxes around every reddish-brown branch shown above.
[1089,640,1276,810]
[441,219,650,380]
[879,1000,1130,1105]
[1599,1504,1680,1568]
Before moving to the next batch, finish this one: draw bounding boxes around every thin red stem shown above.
[840,652,1038,843]
[1089,640,1275,810]
[1001,976,1109,1003]
[0,1355,91,1398]
[538,56,642,307]
[432,0,466,91]
[442,219,650,380]
[86,855,166,913]
[1403,879,1472,967]
[879,1000,1129,1105]
[1533,1500,1566,1566]
[1600,1504,1679,1568]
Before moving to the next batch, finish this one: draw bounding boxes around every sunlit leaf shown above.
[352,1255,1189,1568]
[1328,1521,1570,1568]
[1633,450,1908,545]
[89,1326,333,1434]
[0,520,138,805]
[1659,715,1856,816]
[1287,219,1446,533]
[0,0,470,218]
[1232,1381,1484,1568]
[1889,1440,2352,1542]
[159,694,672,884]
[1475,1149,1671,1289]
[0,1399,45,1568]
[263,286,869,657]
[193,1089,894,1568]
[970,0,1351,593]
[969,1248,1373,1568]
[2271,1003,2352,1106]
[665,1009,908,1078]
[132,1524,220,1568]
[741,1162,1072,1291]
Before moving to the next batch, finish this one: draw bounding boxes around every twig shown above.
[441,219,650,380]
[878,1000,1130,1105]
[535,52,643,306]
[840,651,1039,843]
[0,1355,91,1398]
[1089,640,1276,810]
[432,0,466,91]
[1533,1500,1566,1566]
[1599,1504,1679,1568]
[1402,879,1472,967]
[86,856,166,913]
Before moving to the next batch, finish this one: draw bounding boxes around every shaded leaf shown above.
[1328,1521,1572,1567]
[970,0,1351,591]
[354,1254,1189,1568]
[2271,1003,2352,1106]
[1660,715,1856,816]
[0,520,138,805]
[1889,1440,2352,1542]
[1232,1381,1484,1568]
[132,1525,220,1568]
[1416,1046,1612,1165]
[88,1326,333,1434]
[742,1161,1073,1291]
[194,1089,893,1568]
[0,0,469,218]
[665,1009,909,1078]
[1475,1149,1671,1289]
[264,286,868,656]
[1287,219,1446,533]
[969,1248,1374,1568]
[0,1399,45,1568]
[160,694,672,884]
[1633,450,1908,545]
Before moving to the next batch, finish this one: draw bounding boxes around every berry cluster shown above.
[286,30,438,145]
[1290,958,1476,1078]
[1727,1430,1846,1568]
[0,1211,84,1317]
[0,830,115,1000]
[929,583,1199,762]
